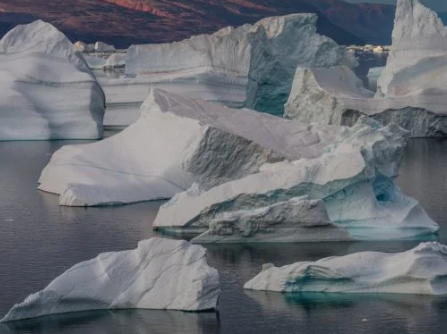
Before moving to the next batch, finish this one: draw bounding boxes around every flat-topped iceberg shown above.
[285,0,447,138]
[38,89,342,206]
[0,238,220,323]
[0,20,105,140]
[102,13,353,126]
[154,117,439,241]
[244,242,447,295]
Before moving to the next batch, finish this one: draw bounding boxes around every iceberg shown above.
[83,54,107,70]
[284,66,374,126]
[0,20,105,140]
[154,117,439,241]
[245,14,355,115]
[367,66,384,91]
[285,0,447,138]
[244,242,447,295]
[94,41,116,52]
[38,89,342,206]
[74,41,94,53]
[0,238,220,323]
[191,198,352,243]
[101,13,353,126]
[285,65,447,137]
[104,52,126,69]
[376,0,447,98]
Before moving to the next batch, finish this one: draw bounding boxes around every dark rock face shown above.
[0,0,396,48]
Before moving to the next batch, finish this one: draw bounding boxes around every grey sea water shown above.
[1,135,447,334]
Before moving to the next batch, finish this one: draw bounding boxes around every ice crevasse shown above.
[0,20,105,140]
[0,238,220,323]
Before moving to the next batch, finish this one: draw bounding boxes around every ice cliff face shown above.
[0,238,220,322]
[154,117,439,241]
[245,242,447,295]
[284,66,374,126]
[38,89,342,206]
[246,14,355,115]
[0,20,105,140]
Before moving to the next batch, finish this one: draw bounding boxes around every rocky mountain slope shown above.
[0,0,396,47]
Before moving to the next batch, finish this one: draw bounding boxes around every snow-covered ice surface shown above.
[0,238,220,322]
[101,13,353,126]
[154,117,439,242]
[38,89,342,206]
[244,242,447,295]
[0,20,105,140]
[285,0,447,138]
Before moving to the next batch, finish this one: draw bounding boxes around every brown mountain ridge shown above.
[0,0,396,47]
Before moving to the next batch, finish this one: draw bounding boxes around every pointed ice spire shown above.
[376,0,447,97]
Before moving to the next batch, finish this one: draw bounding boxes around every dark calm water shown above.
[1,137,447,334]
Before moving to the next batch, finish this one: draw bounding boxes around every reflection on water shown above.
[245,291,447,334]
[0,137,447,333]
[1,309,219,334]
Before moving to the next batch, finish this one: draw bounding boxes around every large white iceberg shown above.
[285,0,447,138]
[102,13,353,126]
[0,20,105,140]
[38,89,342,206]
[0,238,220,323]
[244,242,447,295]
[154,117,439,241]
